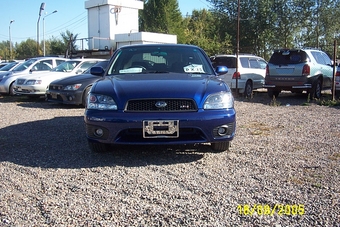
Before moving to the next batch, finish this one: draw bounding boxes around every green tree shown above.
[0,41,10,61]
[15,39,38,59]
[207,0,340,59]
[139,0,186,43]
[48,36,66,56]
[183,9,232,56]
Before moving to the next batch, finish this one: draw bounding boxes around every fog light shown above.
[68,96,73,101]
[217,126,228,136]
[94,128,104,137]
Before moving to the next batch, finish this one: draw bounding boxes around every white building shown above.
[84,0,177,53]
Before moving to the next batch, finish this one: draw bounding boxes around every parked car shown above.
[335,67,340,97]
[84,44,236,153]
[13,58,104,98]
[210,54,267,97]
[46,60,109,106]
[0,61,21,72]
[0,63,9,69]
[264,48,334,98]
[0,57,67,95]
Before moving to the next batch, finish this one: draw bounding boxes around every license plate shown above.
[51,93,57,99]
[143,120,179,138]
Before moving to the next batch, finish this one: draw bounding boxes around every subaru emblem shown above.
[155,101,167,108]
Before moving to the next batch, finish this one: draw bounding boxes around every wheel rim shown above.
[315,82,321,98]
[245,83,252,97]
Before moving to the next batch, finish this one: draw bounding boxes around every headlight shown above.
[64,84,82,90]
[25,80,42,85]
[87,93,117,110]
[204,92,234,109]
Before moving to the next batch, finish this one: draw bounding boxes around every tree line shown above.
[2,0,340,61]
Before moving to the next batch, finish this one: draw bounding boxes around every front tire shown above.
[211,141,230,152]
[88,140,109,153]
[9,82,15,96]
[310,79,322,99]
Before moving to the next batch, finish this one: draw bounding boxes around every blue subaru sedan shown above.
[84,44,236,153]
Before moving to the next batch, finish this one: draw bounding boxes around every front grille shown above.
[126,99,197,112]
[16,79,25,85]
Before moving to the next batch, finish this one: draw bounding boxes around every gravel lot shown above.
[0,91,339,227]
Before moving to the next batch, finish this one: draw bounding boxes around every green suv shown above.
[264,48,334,98]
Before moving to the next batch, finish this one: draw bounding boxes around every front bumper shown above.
[14,84,47,95]
[85,109,236,145]
[46,89,84,105]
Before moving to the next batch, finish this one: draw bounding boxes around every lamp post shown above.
[9,20,14,60]
[37,2,45,55]
[43,10,57,56]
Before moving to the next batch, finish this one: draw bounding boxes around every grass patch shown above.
[269,96,281,106]
[317,98,340,107]
[244,121,272,135]
[328,152,340,161]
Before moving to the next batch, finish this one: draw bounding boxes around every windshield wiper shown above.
[144,71,170,73]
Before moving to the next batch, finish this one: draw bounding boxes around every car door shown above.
[248,57,266,89]
[311,51,333,88]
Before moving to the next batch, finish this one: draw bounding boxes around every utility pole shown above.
[37,2,45,55]
[9,20,14,60]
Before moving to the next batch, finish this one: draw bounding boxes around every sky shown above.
[0,0,210,45]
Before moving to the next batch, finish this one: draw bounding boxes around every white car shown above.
[335,67,340,97]
[210,54,267,97]
[0,57,67,95]
[13,58,104,97]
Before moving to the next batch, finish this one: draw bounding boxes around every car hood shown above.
[91,73,228,108]
[50,73,98,85]
[18,71,77,81]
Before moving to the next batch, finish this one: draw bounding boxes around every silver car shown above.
[0,57,67,95]
[210,54,267,97]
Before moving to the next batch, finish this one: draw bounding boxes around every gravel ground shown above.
[0,91,339,227]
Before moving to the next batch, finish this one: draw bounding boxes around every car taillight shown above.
[266,65,269,76]
[232,72,240,79]
[336,71,340,77]
[302,64,310,76]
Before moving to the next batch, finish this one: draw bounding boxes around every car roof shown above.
[119,43,200,49]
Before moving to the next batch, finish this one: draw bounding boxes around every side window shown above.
[321,52,332,65]
[239,57,249,68]
[33,60,53,71]
[249,59,261,68]
[56,60,66,66]
[311,51,326,65]
[258,59,267,69]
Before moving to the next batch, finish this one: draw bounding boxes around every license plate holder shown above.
[51,93,57,99]
[143,120,179,138]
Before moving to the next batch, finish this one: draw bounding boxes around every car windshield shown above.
[12,59,37,71]
[106,45,214,75]
[84,60,109,74]
[52,60,81,72]
[269,50,309,65]
[0,62,19,71]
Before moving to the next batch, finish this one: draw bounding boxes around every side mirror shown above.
[90,66,105,76]
[215,66,228,75]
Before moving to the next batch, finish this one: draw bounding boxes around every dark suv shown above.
[264,48,334,98]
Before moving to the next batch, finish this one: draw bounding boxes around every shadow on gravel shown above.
[0,116,205,169]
